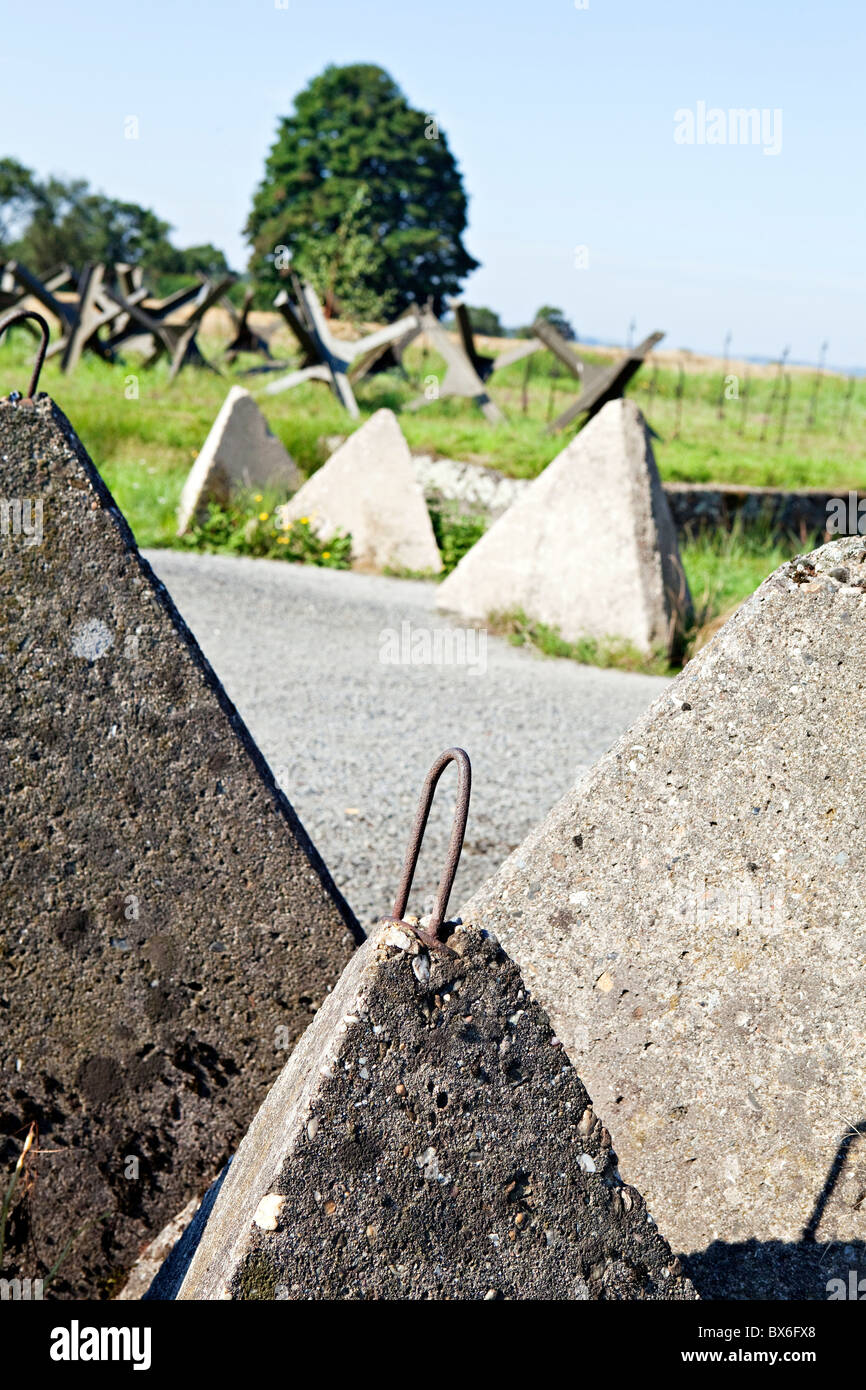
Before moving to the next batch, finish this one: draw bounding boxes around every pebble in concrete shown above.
[176,385,300,534]
[436,398,691,656]
[461,536,866,1297]
[277,409,442,574]
[172,920,696,1301]
[0,395,360,1297]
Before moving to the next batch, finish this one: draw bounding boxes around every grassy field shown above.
[1,322,857,667]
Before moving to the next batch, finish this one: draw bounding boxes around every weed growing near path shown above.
[177,496,352,567]
[681,521,806,647]
[489,609,674,676]
[429,506,487,573]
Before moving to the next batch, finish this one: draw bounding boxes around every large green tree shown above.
[246,64,479,315]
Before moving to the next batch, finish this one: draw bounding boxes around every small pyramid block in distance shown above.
[176,385,301,534]
[171,920,696,1300]
[461,536,866,1298]
[0,394,360,1298]
[436,398,690,656]
[277,408,443,573]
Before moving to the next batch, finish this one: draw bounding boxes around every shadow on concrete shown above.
[682,1121,866,1300]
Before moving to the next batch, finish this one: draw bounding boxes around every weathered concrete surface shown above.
[408,307,505,424]
[412,453,527,521]
[461,537,866,1298]
[174,920,696,1301]
[278,409,442,574]
[0,396,360,1298]
[176,385,300,533]
[436,399,691,655]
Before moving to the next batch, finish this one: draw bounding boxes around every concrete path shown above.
[146,551,671,931]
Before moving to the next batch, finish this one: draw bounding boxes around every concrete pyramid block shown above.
[436,398,690,655]
[0,395,360,1298]
[177,385,301,534]
[460,536,866,1297]
[168,920,696,1301]
[277,408,442,574]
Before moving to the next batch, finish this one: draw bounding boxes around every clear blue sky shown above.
[2,0,863,366]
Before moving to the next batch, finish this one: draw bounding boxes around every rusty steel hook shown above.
[0,309,50,400]
[391,747,471,945]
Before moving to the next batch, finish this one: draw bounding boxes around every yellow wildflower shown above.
[258,511,269,522]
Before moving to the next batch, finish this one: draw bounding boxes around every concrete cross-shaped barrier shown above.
[223,287,277,365]
[407,302,506,424]
[3,260,124,371]
[407,300,543,425]
[0,261,74,318]
[104,274,204,354]
[0,260,226,380]
[261,279,422,418]
[105,274,236,381]
[533,316,664,432]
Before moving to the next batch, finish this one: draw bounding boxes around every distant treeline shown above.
[0,158,232,297]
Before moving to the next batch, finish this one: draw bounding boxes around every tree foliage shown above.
[534,304,576,341]
[0,158,231,289]
[292,183,395,323]
[461,305,505,337]
[246,64,479,314]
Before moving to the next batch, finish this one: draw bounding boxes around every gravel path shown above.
[146,551,671,932]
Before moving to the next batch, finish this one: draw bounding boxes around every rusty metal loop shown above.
[391,748,471,941]
[0,309,50,399]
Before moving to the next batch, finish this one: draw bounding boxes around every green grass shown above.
[429,506,487,574]
[0,324,850,668]
[178,497,353,567]
[623,360,866,489]
[5,327,862,524]
[680,521,799,627]
[490,609,674,676]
